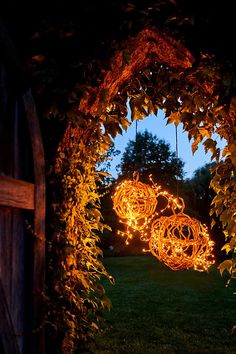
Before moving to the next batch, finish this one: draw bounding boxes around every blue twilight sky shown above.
[108,110,226,180]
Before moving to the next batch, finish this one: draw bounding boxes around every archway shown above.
[50,27,236,352]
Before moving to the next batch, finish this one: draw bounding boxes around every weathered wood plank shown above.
[23,90,45,354]
[11,209,28,353]
[0,206,30,353]
[0,278,20,354]
[0,176,34,209]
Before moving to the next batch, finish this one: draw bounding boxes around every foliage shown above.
[45,123,114,353]
[211,156,236,279]
[118,130,184,189]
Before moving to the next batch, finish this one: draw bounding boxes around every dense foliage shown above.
[46,124,114,353]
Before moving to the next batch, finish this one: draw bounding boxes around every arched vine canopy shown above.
[2,0,236,352]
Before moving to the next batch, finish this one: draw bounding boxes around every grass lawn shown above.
[87,255,236,354]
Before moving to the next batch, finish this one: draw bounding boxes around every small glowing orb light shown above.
[112,178,157,243]
[149,213,215,271]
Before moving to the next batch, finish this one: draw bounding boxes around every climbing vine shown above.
[45,121,114,353]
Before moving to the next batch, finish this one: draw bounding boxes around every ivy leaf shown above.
[203,138,216,154]
[222,146,230,158]
[230,236,236,249]
[105,122,122,138]
[191,135,203,154]
[129,97,148,121]
[91,322,99,330]
[221,243,231,255]
[119,117,130,130]
[220,209,230,225]
[198,127,211,138]
[191,139,199,154]
[211,218,216,228]
[166,112,181,126]
[218,259,232,276]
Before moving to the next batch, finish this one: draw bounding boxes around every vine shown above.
[46,121,114,353]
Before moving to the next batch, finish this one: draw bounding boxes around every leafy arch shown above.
[50,27,236,353]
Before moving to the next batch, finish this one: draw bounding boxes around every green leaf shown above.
[166,112,180,126]
[221,243,231,255]
[203,138,217,154]
[91,322,99,330]
[218,259,232,276]
[191,139,199,154]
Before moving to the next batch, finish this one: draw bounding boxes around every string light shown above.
[112,122,215,271]
[112,174,185,244]
[112,175,215,272]
[149,175,185,214]
[112,176,157,244]
[149,213,215,271]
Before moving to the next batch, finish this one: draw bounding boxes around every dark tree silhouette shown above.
[184,163,215,221]
[118,130,184,190]
[183,163,225,262]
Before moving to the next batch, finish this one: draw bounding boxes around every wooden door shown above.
[0,68,45,354]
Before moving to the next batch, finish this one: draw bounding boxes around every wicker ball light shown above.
[112,178,157,243]
[149,213,215,271]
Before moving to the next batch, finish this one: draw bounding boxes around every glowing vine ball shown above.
[149,213,215,271]
[112,179,157,242]
[113,179,157,224]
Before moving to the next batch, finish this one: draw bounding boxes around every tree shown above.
[184,163,215,220]
[99,130,184,257]
[97,142,120,185]
[183,163,225,262]
[118,130,184,190]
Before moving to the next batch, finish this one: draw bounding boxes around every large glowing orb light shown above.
[149,213,215,271]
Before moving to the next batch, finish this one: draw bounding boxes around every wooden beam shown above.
[0,176,34,210]
[0,278,20,354]
[23,90,46,354]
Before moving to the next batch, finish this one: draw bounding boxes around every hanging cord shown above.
[132,120,138,180]
[175,125,179,198]
[135,119,138,166]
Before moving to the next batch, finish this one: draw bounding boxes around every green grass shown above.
[88,255,236,354]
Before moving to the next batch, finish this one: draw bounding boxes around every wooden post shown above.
[0,176,34,210]
[23,90,46,354]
